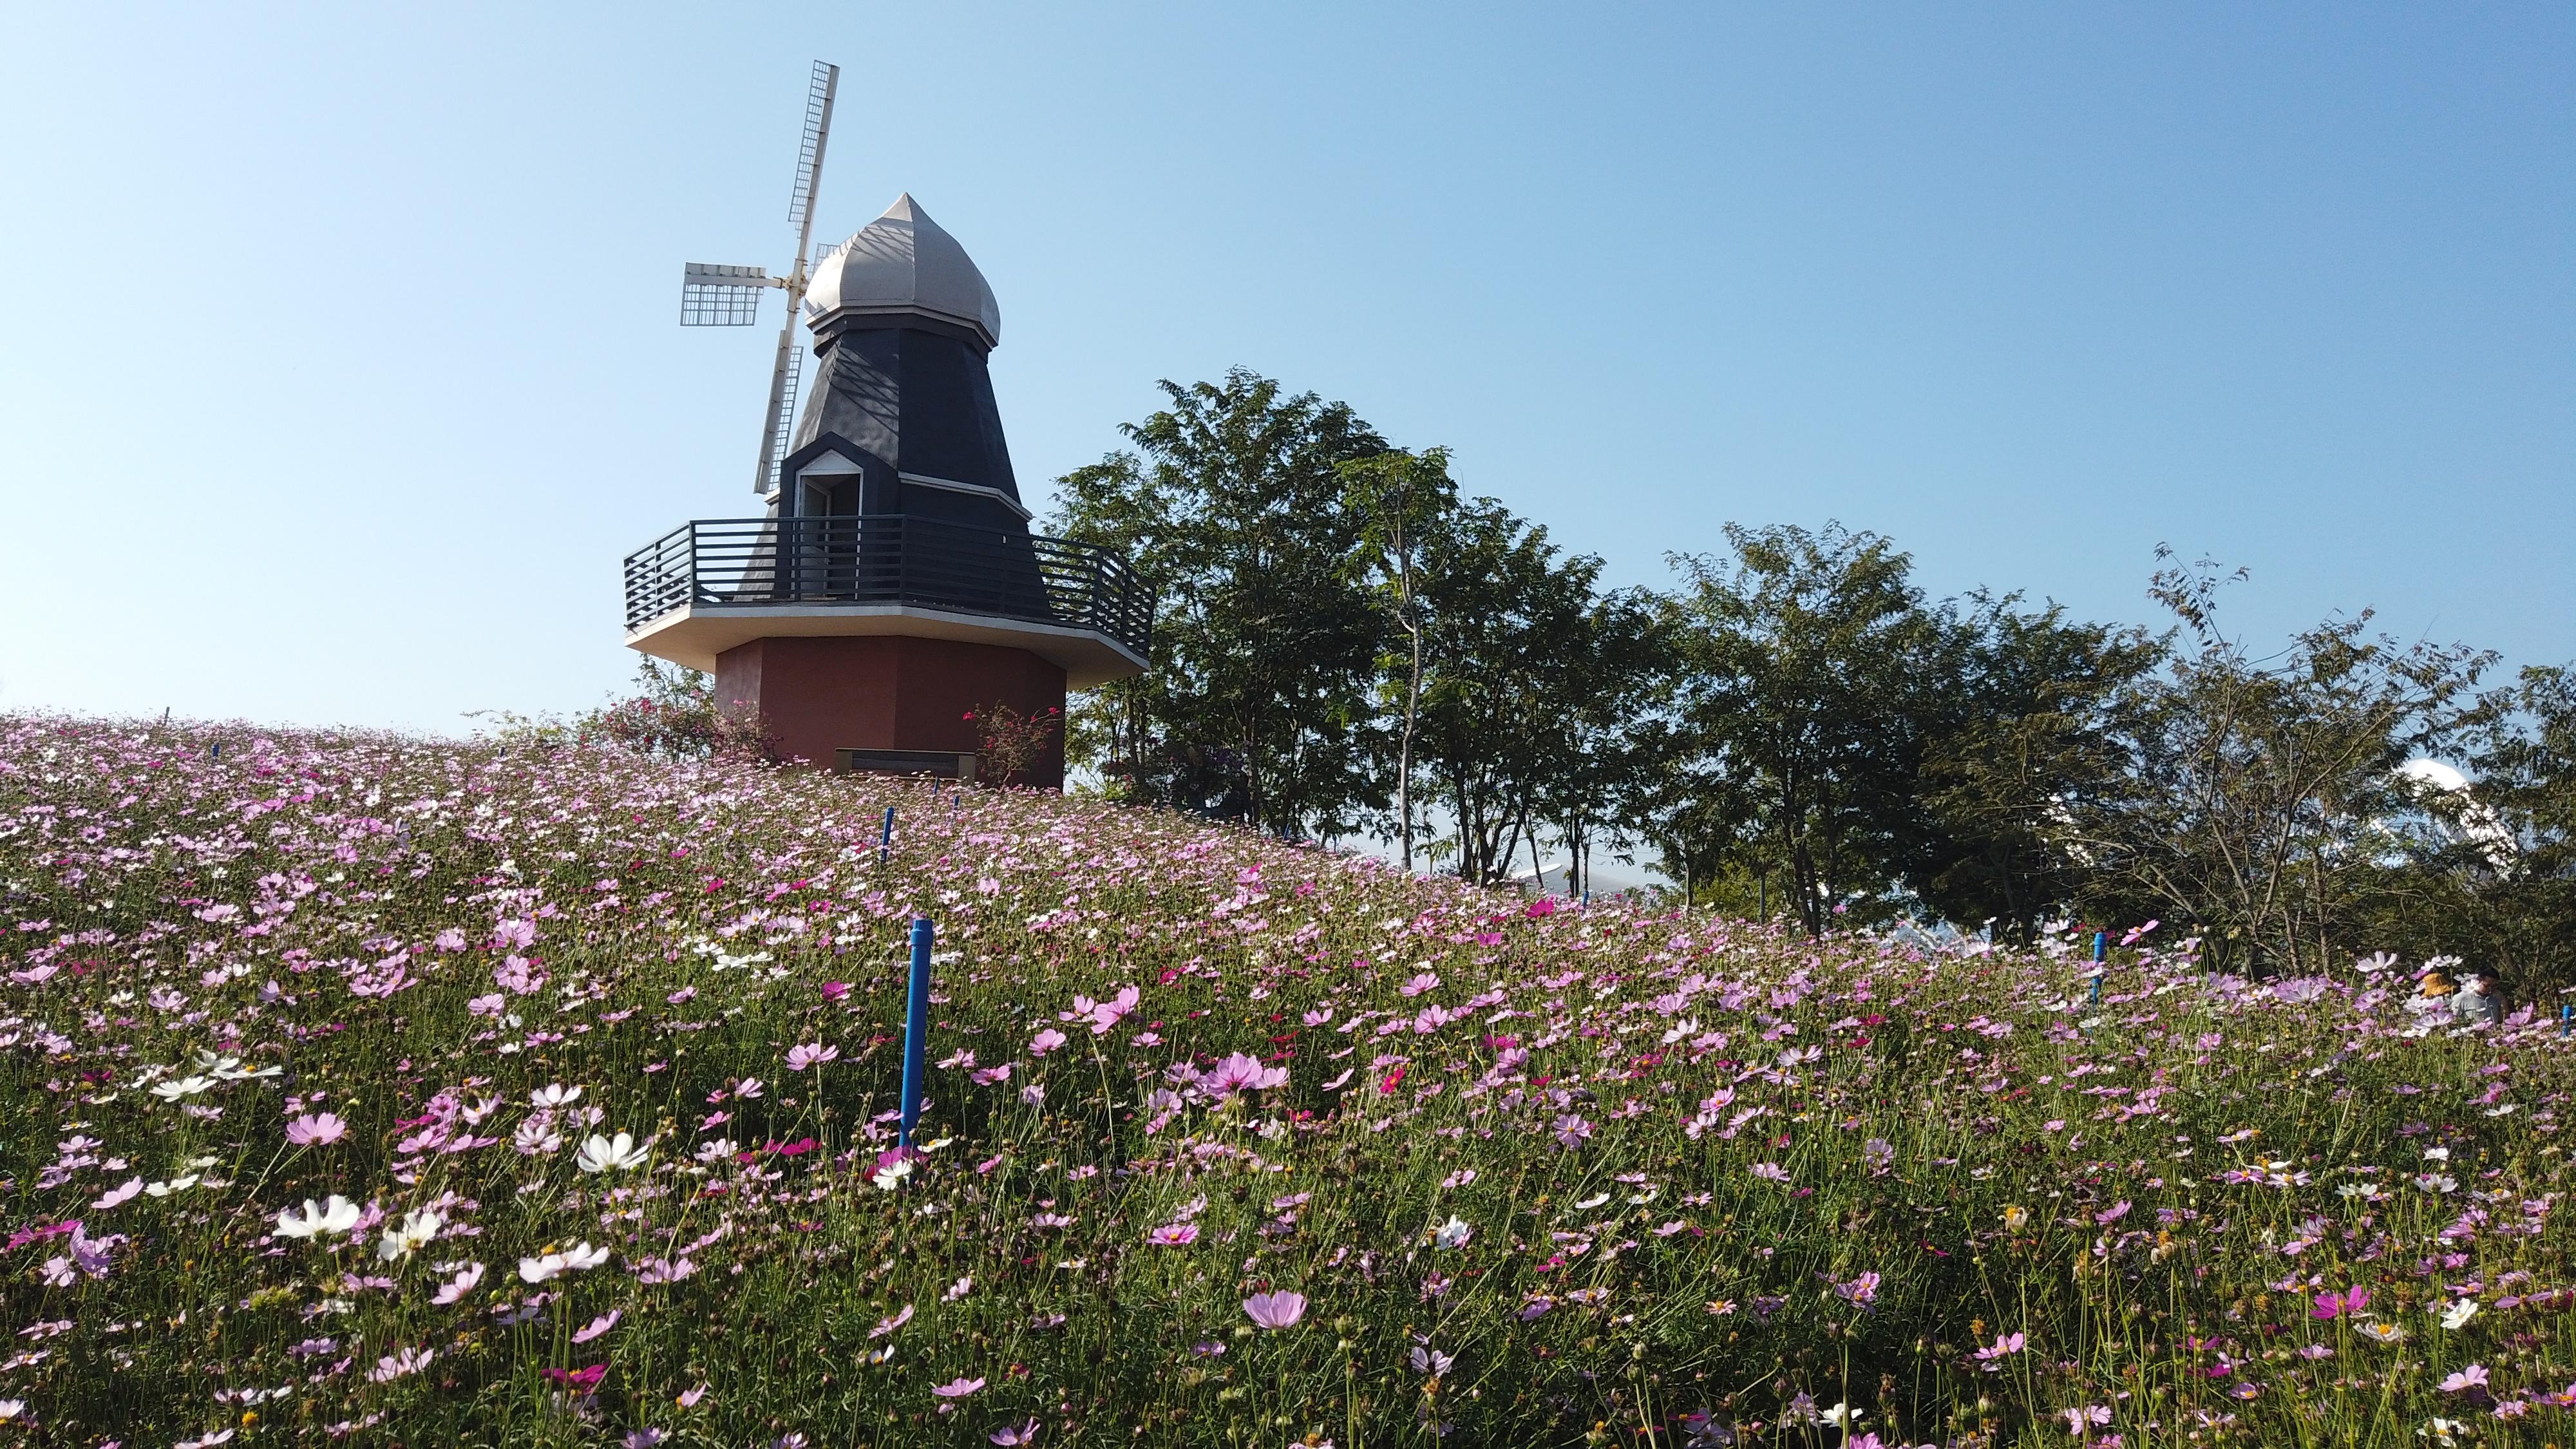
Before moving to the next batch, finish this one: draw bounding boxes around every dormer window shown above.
[793,451,864,516]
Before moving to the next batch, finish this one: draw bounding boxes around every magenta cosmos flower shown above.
[1148,1222,1199,1247]
[1242,1291,1307,1330]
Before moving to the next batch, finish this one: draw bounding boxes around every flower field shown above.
[5,717,2575,1448]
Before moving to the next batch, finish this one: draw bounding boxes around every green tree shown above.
[2063,550,2494,975]
[1409,499,1607,883]
[1054,370,1389,838]
[1340,448,1459,871]
[2356,663,2576,995]
[1532,585,1674,897]
[1663,523,1949,934]
[1913,594,2164,943]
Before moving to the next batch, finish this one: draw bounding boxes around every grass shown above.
[1,714,2572,1448]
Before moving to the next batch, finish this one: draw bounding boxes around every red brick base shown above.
[712,636,1067,788]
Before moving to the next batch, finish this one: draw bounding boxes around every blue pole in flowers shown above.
[878,806,896,866]
[2561,1004,2570,1038]
[2090,931,2107,1005]
[898,916,934,1150]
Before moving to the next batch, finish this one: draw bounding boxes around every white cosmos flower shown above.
[151,1075,216,1101]
[201,1051,279,1082]
[2440,1299,2480,1331]
[375,1209,443,1262]
[274,1195,363,1240]
[696,1137,740,1164]
[516,1241,610,1283]
[574,1131,650,1174]
[1434,1215,1473,1250]
[530,1083,582,1110]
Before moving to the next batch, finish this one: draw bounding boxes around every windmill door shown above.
[791,473,860,599]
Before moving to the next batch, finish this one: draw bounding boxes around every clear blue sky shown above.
[3,3,2568,732]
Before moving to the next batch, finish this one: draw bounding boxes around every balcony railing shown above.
[623,515,1152,659]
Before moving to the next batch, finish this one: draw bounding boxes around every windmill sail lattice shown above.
[676,59,840,494]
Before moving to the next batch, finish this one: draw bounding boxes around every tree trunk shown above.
[1399,617,1423,873]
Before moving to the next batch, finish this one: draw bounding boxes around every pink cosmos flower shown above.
[39,1222,120,1286]
[431,1263,485,1305]
[571,1309,620,1343]
[1973,1331,2025,1361]
[2439,1364,2490,1394]
[868,1304,914,1340]
[2312,1287,2370,1320]
[1148,1222,1200,1247]
[285,1112,349,1146]
[931,1377,985,1398]
[1196,1052,1289,1098]
[1028,1028,1068,1057]
[634,1256,696,1285]
[1242,1291,1308,1330]
[368,1346,434,1383]
[784,1042,838,1071]
[1833,1271,1881,1305]
[1087,985,1141,1034]
[990,1421,1041,1446]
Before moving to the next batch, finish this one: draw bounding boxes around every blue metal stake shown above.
[878,806,896,867]
[2092,931,2108,963]
[2561,1004,2570,1038]
[898,916,934,1150]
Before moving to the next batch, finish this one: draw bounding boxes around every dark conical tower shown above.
[782,194,1021,528]
[623,196,1150,784]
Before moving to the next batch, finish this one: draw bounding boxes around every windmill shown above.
[679,60,840,496]
[629,77,1152,784]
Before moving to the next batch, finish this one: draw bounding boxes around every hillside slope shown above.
[3,716,2572,1446]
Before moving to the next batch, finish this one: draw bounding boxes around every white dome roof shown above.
[801,193,1000,349]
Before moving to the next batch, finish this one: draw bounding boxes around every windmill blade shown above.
[784,61,839,248]
[752,325,806,495]
[680,263,775,326]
